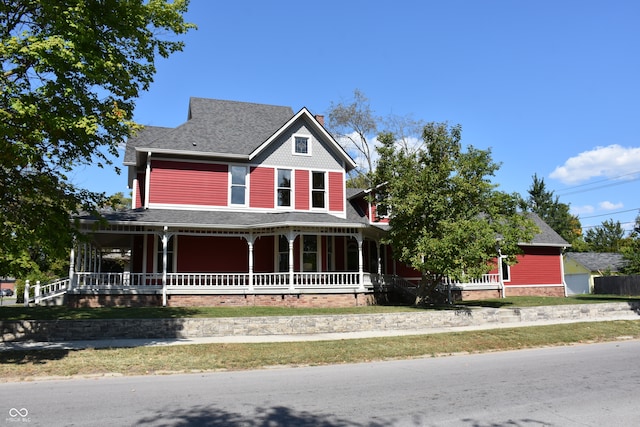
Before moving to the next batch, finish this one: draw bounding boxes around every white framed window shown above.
[302,235,318,272]
[277,169,292,207]
[230,165,248,205]
[293,135,311,156]
[155,235,176,273]
[501,258,511,282]
[311,171,326,209]
[277,235,289,272]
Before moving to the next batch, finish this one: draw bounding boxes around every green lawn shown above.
[0,295,638,320]
[1,320,639,381]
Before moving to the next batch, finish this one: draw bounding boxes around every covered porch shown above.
[65,209,392,306]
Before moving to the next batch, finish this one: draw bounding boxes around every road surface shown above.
[1,340,639,426]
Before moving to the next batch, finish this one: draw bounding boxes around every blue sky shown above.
[74,0,640,233]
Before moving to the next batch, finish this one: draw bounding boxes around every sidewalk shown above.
[2,315,637,352]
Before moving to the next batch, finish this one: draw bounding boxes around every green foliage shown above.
[584,219,627,253]
[0,1,195,277]
[621,214,640,274]
[374,123,538,304]
[519,174,582,246]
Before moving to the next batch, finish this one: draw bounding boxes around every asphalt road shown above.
[1,340,639,426]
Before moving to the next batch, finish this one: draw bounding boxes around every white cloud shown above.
[599,201,624,210]
[571,205,595,215]
[549,144,640,184]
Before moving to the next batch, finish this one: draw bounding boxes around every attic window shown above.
[293,135,310,155]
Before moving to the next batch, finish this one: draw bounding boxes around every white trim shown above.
[503,283,566,288]
[144,152,151,209]
[292,134,312,156]
[310,170,328,211]
[250,108,357,170]
[228,164,249,207]
[275,168,293,209]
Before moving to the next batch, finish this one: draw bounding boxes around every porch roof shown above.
[77,208,370,230]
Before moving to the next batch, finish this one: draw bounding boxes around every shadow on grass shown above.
[0,349,69,365]
[135,404,396,427]
[0,306,203,321]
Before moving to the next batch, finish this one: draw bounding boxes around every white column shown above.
[288,232,295,291]
[376,242,382,276]
[162,227,168,307]
[357,233,365,291]
[247,234,254,292]
[144,152,151,209]
[68,245,75,289]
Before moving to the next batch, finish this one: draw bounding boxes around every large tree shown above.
[584,219,627,253]
[374,123,538,304]
[1,0,195,277]
[520,174,582,246]
[621,214,640,274]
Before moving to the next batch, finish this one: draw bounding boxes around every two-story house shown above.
[33,97,568,307]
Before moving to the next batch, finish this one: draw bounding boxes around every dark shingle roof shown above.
[526,213,570,247]
[80,208,368,229]
[565,252,627,272]
[124,98,294,165]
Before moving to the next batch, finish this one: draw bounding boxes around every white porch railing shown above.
[71,271,362,290]
[442,273,500,288]
[24,278,71,306]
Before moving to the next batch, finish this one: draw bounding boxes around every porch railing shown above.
[71,271,362,290]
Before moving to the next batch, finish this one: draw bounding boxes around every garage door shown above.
[565,274,590,295]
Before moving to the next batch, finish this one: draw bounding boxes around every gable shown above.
[251,116,345,170]
[250,108,356,171]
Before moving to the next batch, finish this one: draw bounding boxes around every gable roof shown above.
[124,97,356,170]
[525,213,570,247]
[565,252,627,272]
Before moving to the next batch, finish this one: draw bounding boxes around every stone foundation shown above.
[504,286,565,297]
[67,292,380,308]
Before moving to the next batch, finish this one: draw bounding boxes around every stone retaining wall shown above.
[2,302,639,342]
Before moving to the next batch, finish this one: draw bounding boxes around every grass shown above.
[1,295,638,321]
[1,320,639,381]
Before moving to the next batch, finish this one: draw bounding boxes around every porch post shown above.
[376,242,382,276]
[497,247,505,299]
[247,234,254,292]
[161,226,168,307]
[357,233,365,291]
[144,152,151,209]
[68,244,75,290]
[288,232,295,291]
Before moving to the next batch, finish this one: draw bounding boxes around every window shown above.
[230,165,247,205]
[346,237,358,271]
[311,171,325,208]
[294,136,310,155]
[277,169,291,207]
[302,235,318,272]
[156,235,175,273]
[501,258,511,282]
[278,235,289,272]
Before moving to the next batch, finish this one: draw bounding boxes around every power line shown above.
[577,208,640,220]
[556,176,640,196]
[555,170,640,195]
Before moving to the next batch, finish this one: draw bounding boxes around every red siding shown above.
[149,160,227,206]
[328,172,344,212]
[506,246,563,285]
[295,169,309,210]
[178,236,248,272]
[135,172,145,208]
[250,167,274,208]
[254,236,275,272]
